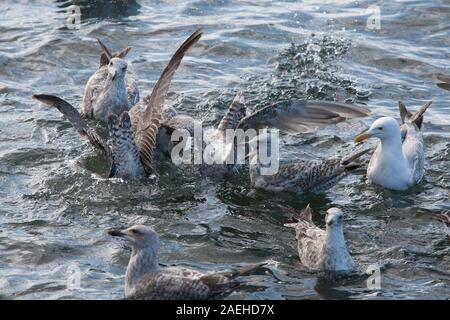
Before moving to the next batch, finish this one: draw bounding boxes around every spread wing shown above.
[237,100,370,133]
[134,29,202,174]
[32,94,110,155]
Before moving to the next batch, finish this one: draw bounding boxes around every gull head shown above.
[108,225,160,251]
[325,207,344,227]
[355,117,400,143]
[108,57,128,81]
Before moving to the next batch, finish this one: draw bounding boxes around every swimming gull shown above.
[195,92,372,189]
[82,39,140,121]
[108,225,264,300]
[354,100,432,190]
[247,133,372,193]
[33,29,202,179]
[285,205,356,273]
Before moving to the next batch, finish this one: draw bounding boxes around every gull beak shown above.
[111,70,117,81]
[354,130,371,144]
[107,229,125,237]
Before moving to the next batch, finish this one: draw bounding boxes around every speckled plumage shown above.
[217,91,248,138]
[249,133,371,193]
[34,30,202,179]
[108,112,145,178]
[82,40,139,122]
[285,206,356,272]
[108,225,264,300]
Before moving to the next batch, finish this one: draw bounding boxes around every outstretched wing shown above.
[134,29,202,174]
[32,94,110,154]
[237,100,370,133]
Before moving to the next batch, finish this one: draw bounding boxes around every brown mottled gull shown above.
[248,135,372,193]
[108,225,264,300]
[82,39,140,121]
[355,101,432,190]
[33,30,202,179]
[285,205,356,273]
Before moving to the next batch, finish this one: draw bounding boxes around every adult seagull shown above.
[354,101,432,190]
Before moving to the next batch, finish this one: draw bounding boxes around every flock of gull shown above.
[32,30,444,299]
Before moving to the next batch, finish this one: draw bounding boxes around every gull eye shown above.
[122,66,126,72]
[131,229,139,235]
[378,127,383,130]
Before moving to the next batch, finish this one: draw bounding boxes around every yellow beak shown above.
[354,132,371,143]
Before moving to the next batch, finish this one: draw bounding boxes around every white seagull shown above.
[354,101,432,190]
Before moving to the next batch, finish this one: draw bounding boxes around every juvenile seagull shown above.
[33,30,202,179]
[210,94,372,192]
[108,225,264,300]
[354,101,432,190]
[285,205,356,273]
[248,134,372,193]
[82,39,140,121]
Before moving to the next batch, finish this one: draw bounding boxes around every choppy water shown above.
[0,0,449,300]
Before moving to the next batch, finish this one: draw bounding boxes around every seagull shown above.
[284,205,356,273]
[33,30,202,179]
[247,135,372,193]
[196,91,371,161]
[82,39,140,121]
[202,93,372,191]
[354,101,432,190]
[107,225,265,300]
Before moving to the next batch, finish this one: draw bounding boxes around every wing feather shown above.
[135,29,202,174]
[32,94,110,155]
[237,100,370,133]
